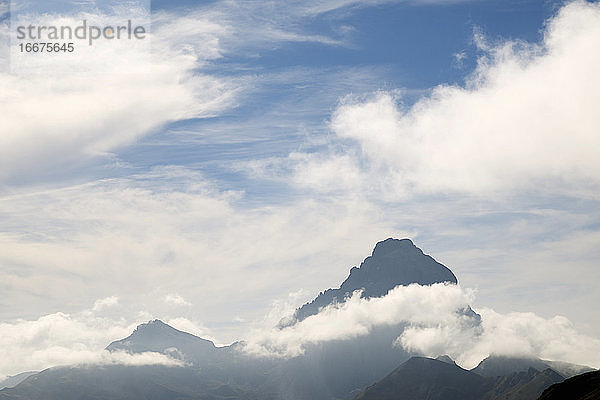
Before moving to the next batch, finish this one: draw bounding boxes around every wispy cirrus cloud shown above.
[0,166,397,342]
[0,6,241,183]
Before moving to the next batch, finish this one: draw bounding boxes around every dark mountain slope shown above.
[0,365,265,400]
[537,370,600,400]
[483,368,564,400]
[354,357,490,400]
[353,357,566,400]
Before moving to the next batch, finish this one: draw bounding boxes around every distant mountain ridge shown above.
[286,238,458,325]
[353,356,565,400]
[473,355,594,379]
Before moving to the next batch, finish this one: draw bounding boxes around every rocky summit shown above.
[288,238,458,324]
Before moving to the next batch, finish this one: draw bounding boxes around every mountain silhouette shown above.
[286,238,458,325]
[538,370,600,400]
[106,319,218,365]
[354,357,489,400]
[352,357,566,400]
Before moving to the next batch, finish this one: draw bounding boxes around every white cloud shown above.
[0,307,181,377]
[0,8,240,182]
[100,350,183,366]
[292,1,600,198]
[92,296,119,312]
[164,294,192,307]
[243,283,476,357]
[243,282,600,369]
[398,307,600,370]
[166,317,217,343]
[292,0,473,16]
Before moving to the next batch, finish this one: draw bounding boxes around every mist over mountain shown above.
[473,355,594,379]
[0,238,596,400]
[0,373,38,391]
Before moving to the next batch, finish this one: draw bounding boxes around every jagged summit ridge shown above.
[340,238,457,294]
[287,238,458,325]
[134,319,171,333]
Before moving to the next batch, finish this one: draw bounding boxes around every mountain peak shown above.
[134,319,170,333]
[286,238,458,325]
[339,238,457,295]
[372,238,416,256]
[106,320,216,358]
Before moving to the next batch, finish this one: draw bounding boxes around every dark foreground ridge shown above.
[538,370,600,400]
[287,238,458,324]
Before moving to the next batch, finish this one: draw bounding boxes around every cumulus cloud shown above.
[398,307,600,370]
[244,282,600,369]
[92,296,119,312]
[243,283,476,357]
[290,1,600,197]
[0,304,181,377]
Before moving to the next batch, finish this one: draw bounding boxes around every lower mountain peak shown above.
[106,320,216,362]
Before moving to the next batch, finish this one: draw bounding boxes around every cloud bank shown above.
[0,302,183,377]
[245,282,600,369]
[399,306,600,370]
[244,283,476,358]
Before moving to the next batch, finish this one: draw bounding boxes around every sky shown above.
[1,0,600,377]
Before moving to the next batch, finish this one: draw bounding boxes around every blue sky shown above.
[109,0,564,186]
[1,0,600,376]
